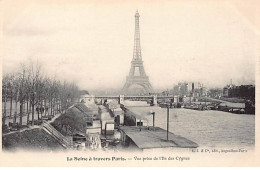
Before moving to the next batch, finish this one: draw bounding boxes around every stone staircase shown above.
[42,120,72,149]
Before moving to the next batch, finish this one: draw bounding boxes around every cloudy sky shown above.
[2,0,259,91]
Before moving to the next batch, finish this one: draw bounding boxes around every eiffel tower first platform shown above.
[122,11,154,95]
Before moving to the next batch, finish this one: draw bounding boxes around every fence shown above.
[42,120,72,149]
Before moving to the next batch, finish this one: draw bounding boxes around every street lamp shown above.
[139,119,142,131]
[158,103,171,141]
[150,110,155,131]
[166,103,170,141]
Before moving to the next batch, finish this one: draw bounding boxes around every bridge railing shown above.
[83,95,175,99]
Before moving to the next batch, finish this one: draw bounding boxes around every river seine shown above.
[122,101,255,149]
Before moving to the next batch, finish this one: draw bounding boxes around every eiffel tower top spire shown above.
[133,10,142,61]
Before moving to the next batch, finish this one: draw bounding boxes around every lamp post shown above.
[166,104,170,141]
[139,119,142,131]
[159,103,171,141]
[150,110,155,131]
[205,90,207,110]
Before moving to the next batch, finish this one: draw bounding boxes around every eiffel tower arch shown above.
[122,11,154,95]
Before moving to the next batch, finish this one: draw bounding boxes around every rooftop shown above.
[119,126,198,149]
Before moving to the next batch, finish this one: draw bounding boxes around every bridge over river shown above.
[81,95,179,105]
[81,95,246,109]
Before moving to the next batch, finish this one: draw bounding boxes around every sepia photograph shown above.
[0,0,259,167]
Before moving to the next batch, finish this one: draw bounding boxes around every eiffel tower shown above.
[122,11,154,95]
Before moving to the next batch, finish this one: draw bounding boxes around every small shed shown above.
[113,107,124,126]
[124,110,148,127]
[100,111,114,135]
[86,120,101,134]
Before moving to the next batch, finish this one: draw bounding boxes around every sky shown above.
[2,0,259,91]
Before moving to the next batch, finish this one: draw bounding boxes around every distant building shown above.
[172,82,190,96]
[223,84,255,99]
[172,82,205,97]
[208,88,223,98]
[223,84,235,97]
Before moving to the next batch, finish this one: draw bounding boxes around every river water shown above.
[122,101,255,149]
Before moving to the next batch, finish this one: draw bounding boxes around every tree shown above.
[12,74,20,124]
[2,60,83,128]
[16,64,29,126]
[2,75,9,126]
[7,74,15,120]
[27,61,43,126]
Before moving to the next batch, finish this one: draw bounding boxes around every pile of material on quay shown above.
[2,128,64,152]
